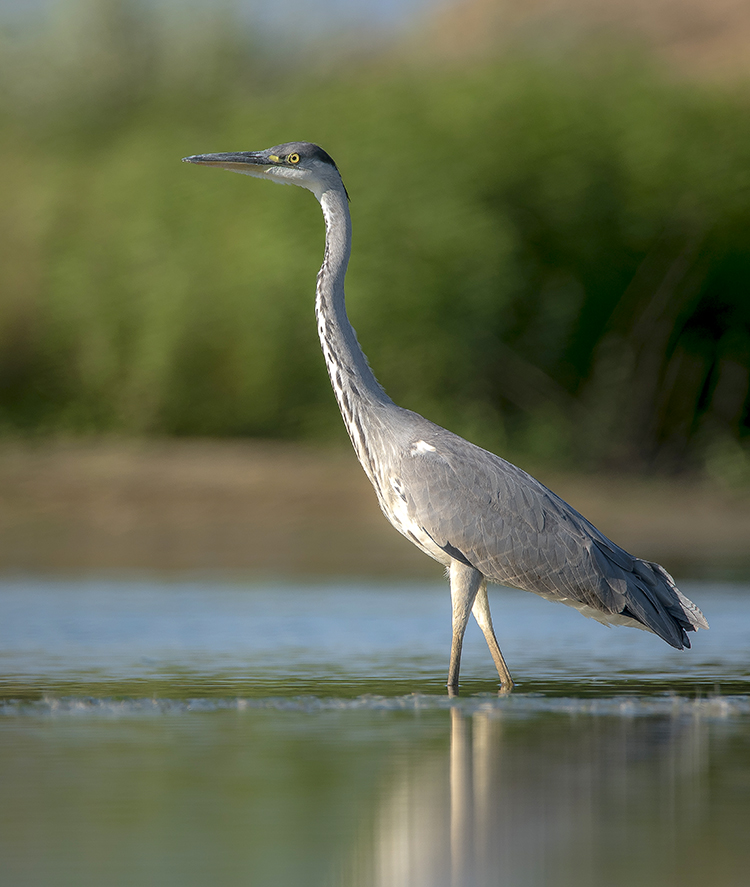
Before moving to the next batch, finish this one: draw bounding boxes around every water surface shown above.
[1,579,748,886]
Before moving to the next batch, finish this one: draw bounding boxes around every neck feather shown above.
[315,186,391,476]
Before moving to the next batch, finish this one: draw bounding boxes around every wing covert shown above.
[393,423,699,648]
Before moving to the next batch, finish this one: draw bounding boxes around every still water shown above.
[1,578,749,887]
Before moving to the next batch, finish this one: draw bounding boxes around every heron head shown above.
[182,141,347,200]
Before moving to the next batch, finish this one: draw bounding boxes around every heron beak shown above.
[182,151,275,176]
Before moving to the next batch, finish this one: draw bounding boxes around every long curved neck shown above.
[315,185,392,477]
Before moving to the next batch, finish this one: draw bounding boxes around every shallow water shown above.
[1,578,749,886]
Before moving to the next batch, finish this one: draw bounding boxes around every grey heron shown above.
[183,141,708,692]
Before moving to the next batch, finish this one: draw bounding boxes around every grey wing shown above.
[397,428,708,649]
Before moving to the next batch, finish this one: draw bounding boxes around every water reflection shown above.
[2,579,750,886]
[1,694,749,887]
[352,701,743,887]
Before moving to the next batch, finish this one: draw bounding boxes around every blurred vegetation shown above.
[1,0,750,478]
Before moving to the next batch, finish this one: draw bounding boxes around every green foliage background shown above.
[1,0,750,476]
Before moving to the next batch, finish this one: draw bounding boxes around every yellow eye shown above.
[287,153,300,164]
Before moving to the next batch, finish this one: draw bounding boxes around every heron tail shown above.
[625,560,709,649]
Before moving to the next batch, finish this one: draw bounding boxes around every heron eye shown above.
[288,153,300,164]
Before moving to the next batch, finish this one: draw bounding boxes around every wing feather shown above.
[395,423,705,649]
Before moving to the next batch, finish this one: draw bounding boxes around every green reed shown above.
[1,0,749,476]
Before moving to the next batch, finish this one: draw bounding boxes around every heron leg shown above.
[472,582,513,692]
[447,560,484,692]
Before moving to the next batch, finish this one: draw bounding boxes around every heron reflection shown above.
[347,700,711,887]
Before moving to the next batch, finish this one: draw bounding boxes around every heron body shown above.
[183,141,708,692]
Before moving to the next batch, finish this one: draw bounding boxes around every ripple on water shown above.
[2,691,750,719]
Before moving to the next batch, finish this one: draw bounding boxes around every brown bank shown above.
[0,439,748,579]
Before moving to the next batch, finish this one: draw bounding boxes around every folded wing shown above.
[396,424,708,649]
